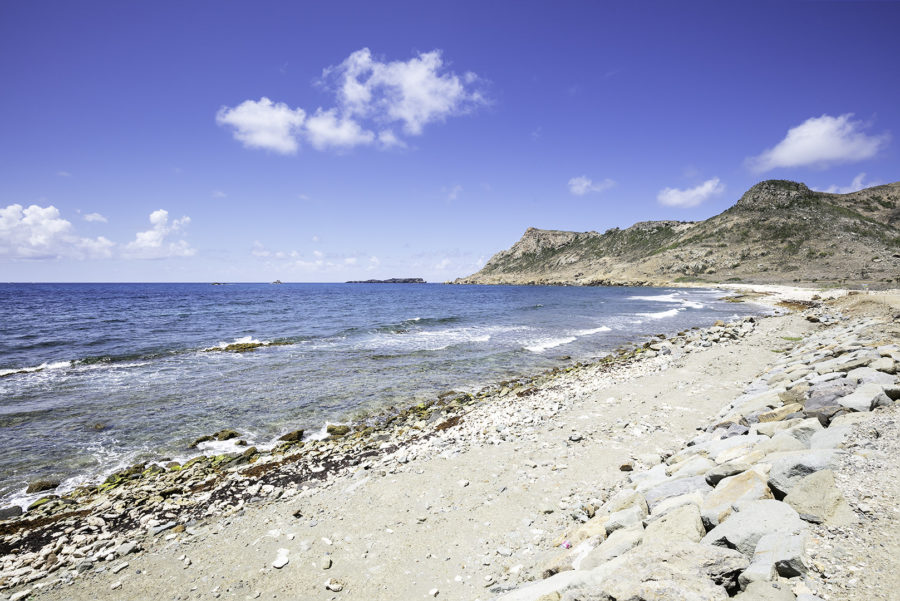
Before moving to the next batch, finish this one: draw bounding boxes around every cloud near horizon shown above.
[0,204,113,260]
[568,176,615,196]
[657,177,725,208]
[124,210,195,259]
[217,48,486,155]
[747,113,890,172]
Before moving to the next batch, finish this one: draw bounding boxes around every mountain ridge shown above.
[453,180,900,288]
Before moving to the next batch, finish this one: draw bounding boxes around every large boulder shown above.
[733,581,798,601]
[25,479,60,494]
[701,470,773,529]
[642,503,705,545]
[766,449,839,497]
[578,526,644,570]
[702,500,806,558]
[783,470,855,526]
[836,382,892,412]
[644,476,712,511]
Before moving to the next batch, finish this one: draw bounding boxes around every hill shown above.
[453,180,900,288]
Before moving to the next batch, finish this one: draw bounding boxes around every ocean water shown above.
[0,283,761,506]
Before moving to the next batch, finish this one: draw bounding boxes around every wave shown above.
[629,293,705,311]
[369,315,462,335]
[524,336,577,353]
[638,308,683,320]
[575,326,612,336]
[0,361,70,379]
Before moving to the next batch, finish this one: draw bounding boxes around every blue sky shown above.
[1,1,898,282]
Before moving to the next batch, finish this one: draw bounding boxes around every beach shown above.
[1,286,898,601]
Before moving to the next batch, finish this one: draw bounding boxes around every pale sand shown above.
[26,290,843,601]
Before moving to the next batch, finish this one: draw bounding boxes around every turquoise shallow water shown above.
[0,282,760,505]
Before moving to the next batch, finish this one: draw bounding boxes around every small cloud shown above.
[344,257,358,265]
[311,235,320,243]
[747,113,890,172]
[313,250,324,258]
[444,184,463,201]
[83,212,108,223]
[657,177,725,208]
[56,171,72,177]
[216,97,306,154]
[530,126,542,141]
[568,176,615,196]
[124,209,195,259]
[815,172,882,194]
[298,194,311,201]
[212,190,227,198]
[434,258,452,270]
[377,129,406,149]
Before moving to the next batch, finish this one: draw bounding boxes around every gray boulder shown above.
[702,500,806,558]
[644,475,712,511]
[837,382,892,412]
[766,449,839,497]
[642,503,705,545]
[783,470,855,526]
[733,581,798,601]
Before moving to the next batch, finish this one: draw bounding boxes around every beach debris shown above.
[271,548,289,569]
[324,578,344,592]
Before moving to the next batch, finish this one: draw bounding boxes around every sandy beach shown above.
[2,285,898,601]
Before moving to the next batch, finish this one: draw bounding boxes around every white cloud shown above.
[0,204,113,259]
[217,48,485,155]
[215,97,306,154]
[311,235,320,243]
[56,171,72,177]
[304,108,375,150]
[816,172,882,194]
[125,209,194,259]
[445,184,462,201]
[747,113,890,172]
[568,176,615,196]
[657,177,725,208]
[212,190,227,198]
[83,212,108,223]
[344,257,357,265]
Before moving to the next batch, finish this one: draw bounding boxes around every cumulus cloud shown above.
[125,209,194,259]
[215,97,306,154]
[568,176,615,196]
[217,48,486,155]
[445,184,462,201]
[304,108,375,150]
[657,177,725,208]
[83,212,108,223]
[816,172,882,194]
[0,204,113,259]
[747,114,890,172]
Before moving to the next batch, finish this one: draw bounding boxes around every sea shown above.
[0,283,764,508]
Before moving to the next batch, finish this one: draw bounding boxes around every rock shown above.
[845,366,896,386]
[601,490,647,514]
[642,503,705,545]
[0,505,23,520]
[605,504,646,535]
[278,429,304,442]
[809,425,851,449]
[578,526,644,570]
[805,379,857,410]
[667,455,716,479]
[27,495,58,511]
[586,540,748,601]
[753,419,803,437]
[648,491,705,520]
[739,531,809,589]
[757,404,803,423]
[837,382,892,412]
[733,581,798,600]
[702,499,806,558]
[869,357,897,374]
[766,449,839,497]
[644,476,712,511]
[326,424,351,437]
[272,548,289,569]
[325,578,345,592]
[779,419,823,446]
[9,591,33,601]
[705,463,750,486]
[320,556,332,570]
[701,470,773,528]
[25,478,60,494]
[782,470,855,526]
[151,521,177,535]
[117,541,139,556]
[567,515,609,545]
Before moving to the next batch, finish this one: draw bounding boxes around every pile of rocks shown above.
[494,313,898,601]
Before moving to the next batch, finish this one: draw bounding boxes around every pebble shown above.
[429,588,439,596]
[325,578,344,592]
[320,556,332,570]
[111,562,129,574]
[458,479,470,487]
[271,548,289,569]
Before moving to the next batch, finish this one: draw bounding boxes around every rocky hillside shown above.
[453,180,900,288]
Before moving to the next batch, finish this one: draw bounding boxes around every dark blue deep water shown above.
[0,283,761,506]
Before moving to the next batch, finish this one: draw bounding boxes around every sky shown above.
[1,1,898,283]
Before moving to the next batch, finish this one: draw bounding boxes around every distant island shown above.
[346,278,426,284]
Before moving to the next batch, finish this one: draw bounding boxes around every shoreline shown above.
[0,284,767,512]
[2,285,895,601]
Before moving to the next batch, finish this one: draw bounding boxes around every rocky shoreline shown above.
[1,288,897,601]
